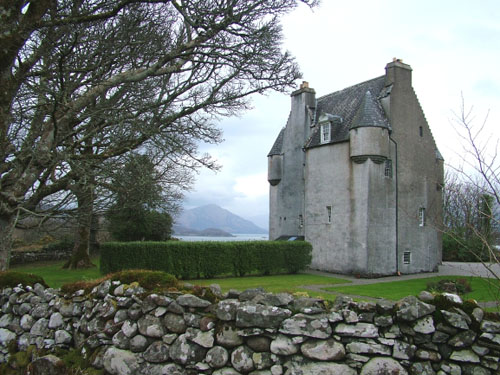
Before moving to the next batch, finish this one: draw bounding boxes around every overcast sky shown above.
[182,0,500,230]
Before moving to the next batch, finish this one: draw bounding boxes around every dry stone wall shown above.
[1,281,500,375]
[10,247,73,265]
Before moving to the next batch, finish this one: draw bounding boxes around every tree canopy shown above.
[0,0,316,269]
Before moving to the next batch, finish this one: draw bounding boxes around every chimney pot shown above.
[300,81,309,89]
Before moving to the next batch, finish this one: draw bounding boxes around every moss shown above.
[484,311,500,322]
[109,270,178,290]
[0,271,48,288]
[8,351,30,368]
[461,299,479,315]
[61,269,179,295]
[430,294,462,311]
[0,363,21,375]
[59,348,91,369]
[189,284,219,304]
[60,279,105,295]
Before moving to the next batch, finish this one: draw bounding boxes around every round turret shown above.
[349,91,391,163]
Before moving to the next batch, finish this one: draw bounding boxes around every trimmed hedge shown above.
[100,240,312,279]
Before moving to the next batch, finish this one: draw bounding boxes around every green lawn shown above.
[9,259,500,308]
[9,259,349,295]
[10,258,102,289]
[323,275,500,303]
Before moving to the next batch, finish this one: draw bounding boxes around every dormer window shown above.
[320,122,331,144]
[317,113,342,145]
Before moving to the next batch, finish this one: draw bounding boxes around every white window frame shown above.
[320,122,331,144]
[384,159,393,178]
[418,207,426,227]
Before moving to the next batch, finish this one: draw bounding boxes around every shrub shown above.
[100,240,312,279]
[442,232,491,262]
[426,278,472,295]
[0,271,48,288]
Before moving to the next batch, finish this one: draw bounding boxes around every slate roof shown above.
[306,75,389,148]
[268,127,285,156]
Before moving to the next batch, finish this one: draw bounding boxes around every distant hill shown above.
[172,225,234,237]
[174,204,268,235]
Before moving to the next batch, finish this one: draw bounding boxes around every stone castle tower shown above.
[268,60,444,276]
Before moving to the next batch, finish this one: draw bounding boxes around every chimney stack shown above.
[385,58,412,86]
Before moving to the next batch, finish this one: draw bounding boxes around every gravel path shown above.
[301,262,500,309]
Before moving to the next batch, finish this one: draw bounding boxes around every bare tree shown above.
[443,170,496,261]
[0,0,317,270]
[446,97,500,296]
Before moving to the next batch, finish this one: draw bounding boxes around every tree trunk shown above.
[89,212,100,255]
[63,186,95,269]
[0,214,16,270]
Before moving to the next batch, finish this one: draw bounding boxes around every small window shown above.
[384,159,393,178]
[326,206,332,224]
[418,207,426,227]
[403,251,411,264]
[299,214,304,228]
[419,126,423,137]
[320,122,331,144]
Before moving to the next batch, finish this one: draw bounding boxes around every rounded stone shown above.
[216,324,244,348]
[360,357,408,375]
[231,345,254,373]
[143,341,170,363]
[164,313,187,334]
[301,338,346,360]
[247,336,271,352]
[129,334,149,352]
[206,346,229,368]
[270,334,298,356]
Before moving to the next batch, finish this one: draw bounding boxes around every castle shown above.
[268,60,444,276]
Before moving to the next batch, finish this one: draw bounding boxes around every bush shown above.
[442,232,491,262]
[108,209,173,242]
[100,240,312,279]
[426,278,472,295]
[0,271,48,288]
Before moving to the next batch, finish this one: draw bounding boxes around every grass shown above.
[10,257,102,289]
[9,259,349,298]
[8,259,500,310]
[187,274,350,301]
[323,275,500,303]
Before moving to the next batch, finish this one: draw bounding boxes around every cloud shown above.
[183,0,500,223]
[234,173,268,199]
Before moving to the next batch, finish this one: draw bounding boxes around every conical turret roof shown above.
[350,90,390,130]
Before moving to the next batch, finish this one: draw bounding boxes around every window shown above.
[326,206,332,224]
[419,126,423,137]
[299,214,304,228]
[320,122,331,144]
[384,159,393,178]
[418,207,426,227]
[403,251,411,264]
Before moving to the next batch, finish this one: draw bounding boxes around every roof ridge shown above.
[316,75,385,101]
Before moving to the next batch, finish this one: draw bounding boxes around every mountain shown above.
[175,204,268,234]
[172,225,234,237]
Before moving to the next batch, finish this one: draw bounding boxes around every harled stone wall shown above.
[0,282,499,374]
